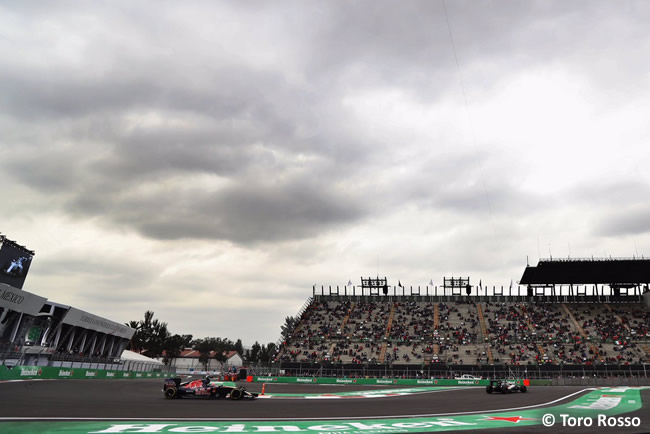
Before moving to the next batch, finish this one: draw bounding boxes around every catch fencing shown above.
[245,362,650,384]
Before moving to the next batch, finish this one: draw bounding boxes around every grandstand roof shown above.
[520,258,650,285]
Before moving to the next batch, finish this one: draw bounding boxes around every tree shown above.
[234,339,244,356]
[280,316,297,341]
[193,338,217,370]
[249,341,262,364]
[126,311,170,359]
[126,320,144,353]
[260,342,277,364]
[162,334,193,366]
[213,338,233,366]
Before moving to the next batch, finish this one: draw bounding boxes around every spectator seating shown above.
[277,299,650,366]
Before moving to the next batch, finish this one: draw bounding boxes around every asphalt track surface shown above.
[0,380,597,419]
[1,379,650,433]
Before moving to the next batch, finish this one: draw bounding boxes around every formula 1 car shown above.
[485,379,527,394]
[163,377,258,400]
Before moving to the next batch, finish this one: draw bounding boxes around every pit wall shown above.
[0,365,170,380]
[251,376,551,386]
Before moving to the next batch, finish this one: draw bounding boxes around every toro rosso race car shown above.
[163,377,258,400]
[486,379,527,394]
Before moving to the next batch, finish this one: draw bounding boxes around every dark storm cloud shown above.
[65,173,366,243]
[0,70,161,119]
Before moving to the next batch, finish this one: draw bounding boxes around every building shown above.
[1,282,136,368]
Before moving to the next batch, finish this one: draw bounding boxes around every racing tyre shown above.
[501,384,509,394]
[165,387,177,399]
[230,388,243,400]
[486,385,493,394]
[520,385,527,393]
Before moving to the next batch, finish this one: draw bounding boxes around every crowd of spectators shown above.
[277,299,650,365]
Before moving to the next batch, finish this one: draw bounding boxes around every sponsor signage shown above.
[256,377,277,382]
[335,378,355,384]
[0,283,47,316]
[253,376,491,386]
[0,365,173,381]
[62,307,134,340]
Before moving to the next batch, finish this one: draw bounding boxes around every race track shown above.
[1,379,649,433]
[0,380,590,418]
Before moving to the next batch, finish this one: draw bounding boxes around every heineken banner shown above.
[252,376,551,386]
[0,365,169,381]
[253,376,490,386]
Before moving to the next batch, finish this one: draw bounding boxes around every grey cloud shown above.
[0,71,161,120]
[570,181,650,207]
[565,181,650,237]
[396,148,541,215]
[597,206,650,237]
[2,0,649,249]
[33,254,157,284]
[64,174,366,243]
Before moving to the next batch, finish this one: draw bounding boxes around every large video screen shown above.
[0,242,33,290]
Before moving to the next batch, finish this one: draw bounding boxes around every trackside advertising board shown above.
[0,365,169,380]
[255,376,478,386]
[252,376,552,386]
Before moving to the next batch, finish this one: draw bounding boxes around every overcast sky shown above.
[2,0,649,346]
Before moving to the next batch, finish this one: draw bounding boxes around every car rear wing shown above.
[164,378,181,388]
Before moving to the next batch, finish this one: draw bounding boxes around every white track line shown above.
[0,388,597,421]
[258,386,474,399]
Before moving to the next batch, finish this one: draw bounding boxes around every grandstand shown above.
[0,234,163,372]
[276,259,650,378]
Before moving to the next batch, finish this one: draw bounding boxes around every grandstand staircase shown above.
[340,302,355,334]
[432,303,440,360]
[520,305,550,363]
[329,302,355,357]
[562,303,603,362]
[378,303,397,364]
[476,303,494,364]
[604,304,631,333]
